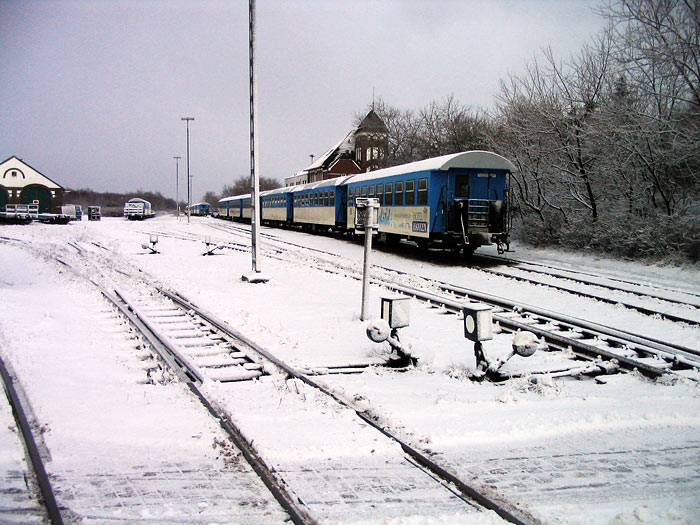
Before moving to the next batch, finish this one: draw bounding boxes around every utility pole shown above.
[181,117,194,224]
[173,156,181,219]
[243,0,267,282]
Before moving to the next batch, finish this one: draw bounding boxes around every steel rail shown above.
[435,281,700,360]
[476,253,700,301]
[464,262,699,324]
[0,355,63,524]
[159,287,541,525]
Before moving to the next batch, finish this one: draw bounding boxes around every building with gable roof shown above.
[0,156,66,213]
[285,110,389,187]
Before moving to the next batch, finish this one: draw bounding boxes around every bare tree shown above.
[220,176,280,199]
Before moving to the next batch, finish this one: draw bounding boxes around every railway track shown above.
[204,221,700,381]
[53,239,538,523]
[114,284,537,524]
[470,253,700,321]
[4,223,699,522]
[477,252,700,302]
[98,286,311,525]
[210,220,700,326]
[0,354,63,524]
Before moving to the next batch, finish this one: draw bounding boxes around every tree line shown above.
[364,0,699,263]
[66,188,177,216]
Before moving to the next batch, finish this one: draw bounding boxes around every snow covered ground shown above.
[1,215,699,524]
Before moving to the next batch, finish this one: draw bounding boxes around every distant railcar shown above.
[188,202,211,216]
[217,151,514,255]
[123,198,154,220]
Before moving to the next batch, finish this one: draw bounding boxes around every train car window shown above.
[385,182,393,206]
[330,191,335,206]
[377,184,384,205]
[349,188,354,205]
[406,180,415,205]
[324,191,329,206]
[361,186,367,197]
[368,185,375,197]
[418,178,428,205]
[395,181,404,206]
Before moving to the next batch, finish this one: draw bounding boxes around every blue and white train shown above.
[218,151,515,255]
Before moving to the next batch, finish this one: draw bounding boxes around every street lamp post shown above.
[181,117,194,224]
[173,156,181,219]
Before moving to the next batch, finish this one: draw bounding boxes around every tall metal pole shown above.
[173,156,181,219]
[249,0,261,273]
[181,117,194,224]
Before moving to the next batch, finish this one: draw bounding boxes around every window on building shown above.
[395,181,403,206]
[372,147,379,159]
[385,182,393,206]
[418,178,428,205]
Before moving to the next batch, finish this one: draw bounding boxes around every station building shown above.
[0,156,65,213]
[285,110,389,187]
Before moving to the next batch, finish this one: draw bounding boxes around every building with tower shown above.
[354,109,389,172]
[285,109,389,186]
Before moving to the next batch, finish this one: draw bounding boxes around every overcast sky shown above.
[0,0,605,202]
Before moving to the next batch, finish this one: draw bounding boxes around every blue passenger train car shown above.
[219,194,251,221]
[290,177,349,230]
[261,187,292,224]
[345,151,514,254]
[217,151,514,255]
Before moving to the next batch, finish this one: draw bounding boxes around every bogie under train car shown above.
[218,150,514,255]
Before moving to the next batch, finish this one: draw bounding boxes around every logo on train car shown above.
[412,221,428,233]
[377,207,391,225]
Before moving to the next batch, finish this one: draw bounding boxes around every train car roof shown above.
[345,151,517,185]
[190,201,210,207]
[260,187,289,197]
[289,175,353,193]
[127,198,150,204]
[219,194,251,203]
